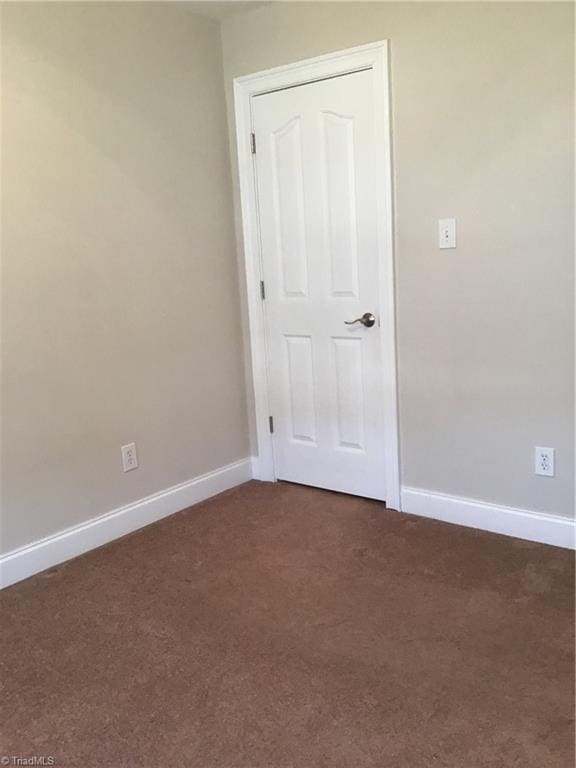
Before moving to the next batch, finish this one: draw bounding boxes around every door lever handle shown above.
[344,312,376,328]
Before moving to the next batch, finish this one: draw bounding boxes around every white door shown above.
[253,69,388,500]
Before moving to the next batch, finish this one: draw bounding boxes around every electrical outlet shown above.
[534,446,554,477]
[438,218,456,249]
[121,442,138,472]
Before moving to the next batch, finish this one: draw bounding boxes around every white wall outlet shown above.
[121,442,138,472]
[534,446,554,477]
[438,218,456,249]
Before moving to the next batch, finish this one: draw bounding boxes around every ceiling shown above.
[186,1,269,21]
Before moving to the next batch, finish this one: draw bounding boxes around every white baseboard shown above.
[3,468,571,590]
[0,458,253,590]
[401,487,575,549]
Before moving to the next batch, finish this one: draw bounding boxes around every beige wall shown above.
[1,1,573,559]
[221,2,575,518]
[1,2,249,553]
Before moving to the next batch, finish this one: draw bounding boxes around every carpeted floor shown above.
[1,480,574,767]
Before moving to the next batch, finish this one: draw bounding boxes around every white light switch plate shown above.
[438,218,456,249]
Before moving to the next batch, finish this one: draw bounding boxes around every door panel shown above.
[253,68,387,500]
[285,334,317,444]
[272,117,308,298]
[321,110,360,298]
[333,336,365,451]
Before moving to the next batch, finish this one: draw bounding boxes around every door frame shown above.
[233,41,401,511]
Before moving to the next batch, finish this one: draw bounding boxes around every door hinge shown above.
[268,416,274,434]
[260,280,266,300]
[250,132,256,154]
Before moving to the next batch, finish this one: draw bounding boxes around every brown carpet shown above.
[0,480,574,767]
